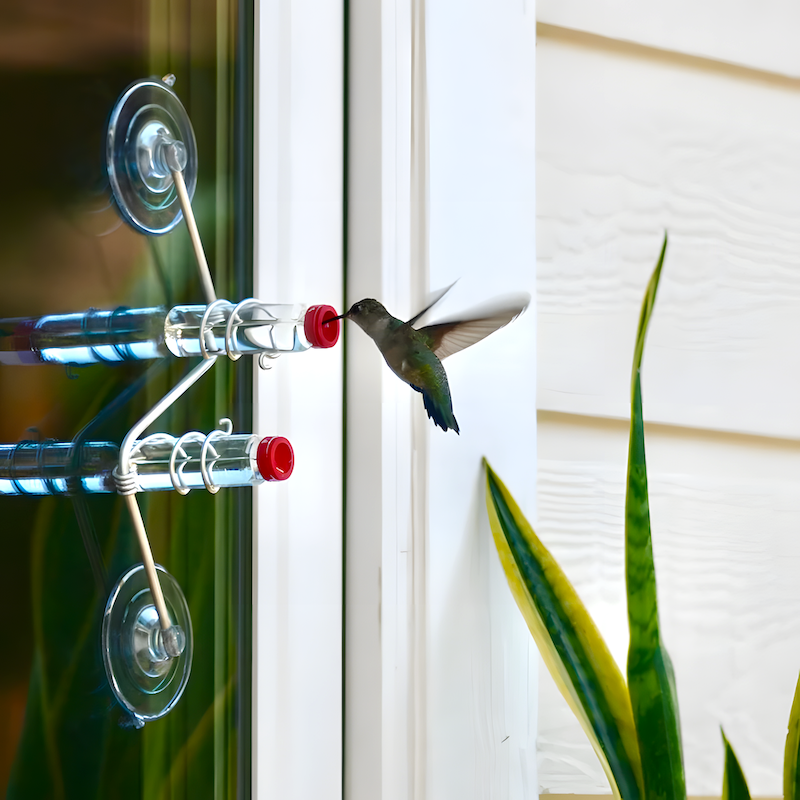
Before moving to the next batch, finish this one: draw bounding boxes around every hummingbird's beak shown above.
[323,312,346,325]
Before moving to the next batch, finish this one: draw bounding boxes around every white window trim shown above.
[346,2,538,799]
[253,2,345,797]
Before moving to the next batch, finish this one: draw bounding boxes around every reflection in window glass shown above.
[0,0,253,796]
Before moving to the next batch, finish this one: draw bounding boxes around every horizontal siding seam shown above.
[537,21,800,91]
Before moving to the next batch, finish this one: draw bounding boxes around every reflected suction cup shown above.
[102,563,193,725]
[106,75,198,235]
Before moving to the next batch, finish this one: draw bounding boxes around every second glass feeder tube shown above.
[0,431,293,496]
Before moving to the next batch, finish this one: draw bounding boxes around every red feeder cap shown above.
[256,437,294,482]
[304,304,340,349]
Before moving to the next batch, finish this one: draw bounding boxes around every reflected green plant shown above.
[485,235,800,799]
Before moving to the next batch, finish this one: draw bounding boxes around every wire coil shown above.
[223,298,263,362]
[197,297,280,370]
[112,465,139,496]
[5,439,60,495]
[198,299,232,360]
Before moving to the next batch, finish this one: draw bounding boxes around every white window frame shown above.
[252,2,536,798]
[253,2,345,797]
[346,2,538,799]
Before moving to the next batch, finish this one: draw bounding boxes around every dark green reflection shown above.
[0,0,252,796]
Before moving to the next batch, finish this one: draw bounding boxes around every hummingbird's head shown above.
[346,298,386,319]
[343,298,391,334]
[323,298,392,337]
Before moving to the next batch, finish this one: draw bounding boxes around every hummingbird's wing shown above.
[417,292,530,360]
[405,281,458,328]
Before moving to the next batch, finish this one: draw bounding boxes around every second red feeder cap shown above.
[256,437,294,482]
[304,304,340,348]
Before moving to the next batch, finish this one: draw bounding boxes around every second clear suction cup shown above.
[102,563,193,726]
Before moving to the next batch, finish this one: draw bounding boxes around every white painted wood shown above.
[253,2,343,797]
[345,2,415,797]
[537,30,800,440]
[346,1,538,798]
[425,3,538,798]
[537,3,800,79]
[536,412,800,796]
[347,2,406,798]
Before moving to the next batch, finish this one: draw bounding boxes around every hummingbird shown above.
[327,286,529,433]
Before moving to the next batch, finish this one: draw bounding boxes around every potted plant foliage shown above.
[484,236,800,800]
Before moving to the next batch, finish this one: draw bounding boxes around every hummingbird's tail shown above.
[420,388,460,434]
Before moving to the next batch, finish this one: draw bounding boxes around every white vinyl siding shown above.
[536,15,800,797]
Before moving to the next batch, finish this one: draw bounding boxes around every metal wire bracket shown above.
[114,357,217,643]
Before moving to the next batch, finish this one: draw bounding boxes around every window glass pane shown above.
[0,0,253,796]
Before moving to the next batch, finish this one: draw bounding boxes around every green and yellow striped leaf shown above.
[784,671,800,800]
[485,462,643,800]
[625,234,686,800]
[722,730,751,800]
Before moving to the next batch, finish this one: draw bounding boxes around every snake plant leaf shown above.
[626,234,686,800]
[485,461,643,800]
[631,234,667,396]
[722,730,751,800]
[784,671,800,800]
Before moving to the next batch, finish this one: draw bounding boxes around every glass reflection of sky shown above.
[0,476,109,495]
[40,341,161,365]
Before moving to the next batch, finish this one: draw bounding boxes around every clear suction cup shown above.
[106,75,198,235]
[102,563,193,725]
